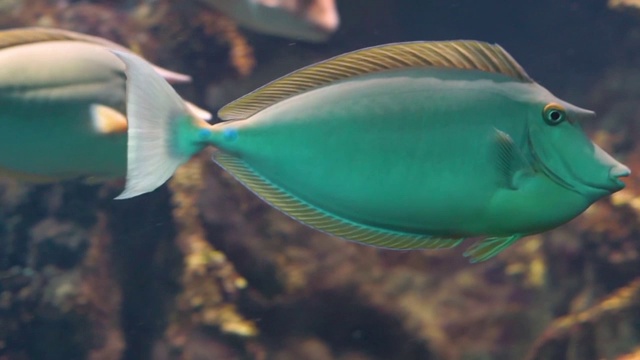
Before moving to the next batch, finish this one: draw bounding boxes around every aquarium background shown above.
[0,0,640,359]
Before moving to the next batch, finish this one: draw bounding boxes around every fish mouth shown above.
[608,165,631,190]
[529,140,629,193]
[575,165,630,193]
[584,165,631,192]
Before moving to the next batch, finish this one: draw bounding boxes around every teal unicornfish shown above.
[113,41,629,262]
[0,27,210,183]
[201,0,339,42]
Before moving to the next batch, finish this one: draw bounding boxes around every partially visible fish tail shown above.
[111,50,211,199]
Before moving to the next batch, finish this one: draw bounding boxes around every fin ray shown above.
[213,152,464,250]
[494,129,532,189]
[463,235,521,263]
[218,40,532,121]
[111,51,195,199]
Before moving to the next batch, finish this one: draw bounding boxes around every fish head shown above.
[526,90,629,200]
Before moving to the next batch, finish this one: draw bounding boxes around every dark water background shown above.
[0,1,639,359]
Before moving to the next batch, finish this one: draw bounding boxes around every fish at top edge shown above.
[201,0,339,42]
[112,40,630,263]
[0,27,210,184]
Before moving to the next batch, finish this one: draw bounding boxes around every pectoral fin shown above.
[463,234,521,263]
[494,129,530,189]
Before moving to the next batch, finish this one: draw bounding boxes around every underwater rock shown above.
[197,164,554,359]
[1,1,640,360]
[0,1,256,358]
[155,154,256,358]
[0,181,124,360]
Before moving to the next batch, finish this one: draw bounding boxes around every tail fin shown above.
[111,50,206,199]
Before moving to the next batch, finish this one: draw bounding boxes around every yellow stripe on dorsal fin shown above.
[213,152,465,250]
[0,27,131,52]
[218,40,533,121]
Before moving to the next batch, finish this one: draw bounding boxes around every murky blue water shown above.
[0,1,639,359]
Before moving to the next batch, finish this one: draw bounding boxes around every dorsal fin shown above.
[0,27,131,52]
[0,27,192,83]
[219,40,533,121]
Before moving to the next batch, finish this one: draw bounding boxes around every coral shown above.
[198,163,555,359]
[193,6,255,77]
[128,0,256,79]
[0,182,124,359]
[1,1,640,360]
[525,277,640,360]
[619,347,640,360]
[160,152,256,358]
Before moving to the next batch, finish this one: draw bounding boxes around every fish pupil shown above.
[542,104,566,126]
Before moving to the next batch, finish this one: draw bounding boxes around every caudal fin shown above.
[112,50,206,199]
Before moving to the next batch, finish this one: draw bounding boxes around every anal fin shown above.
[463,234,521,263]
[213,152,464,251]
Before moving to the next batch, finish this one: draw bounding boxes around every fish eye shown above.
[542,103,566,126]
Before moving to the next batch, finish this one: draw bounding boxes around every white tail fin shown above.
[184,101,212,121]
[112,50,194,199]
[152,65,192,84]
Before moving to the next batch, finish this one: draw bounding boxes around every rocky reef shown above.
[0,1,640,359]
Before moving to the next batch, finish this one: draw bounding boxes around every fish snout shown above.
[609,163,631,189]
[589,142,629,192]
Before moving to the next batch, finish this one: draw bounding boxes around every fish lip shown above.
[528,132,630,193]
[584,166,630,192]
[608,166,631,190]
[610,165,631,179]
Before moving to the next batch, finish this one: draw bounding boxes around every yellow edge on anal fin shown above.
[213,152,464,250]
[463,234,521,263]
